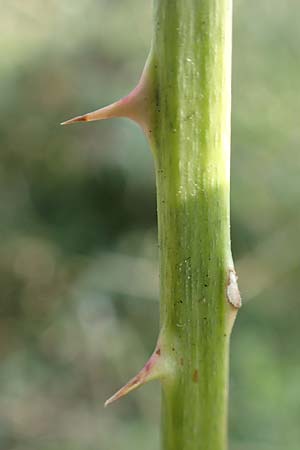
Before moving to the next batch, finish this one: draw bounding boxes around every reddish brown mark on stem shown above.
[192,369,199,383]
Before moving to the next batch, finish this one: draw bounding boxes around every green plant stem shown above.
[149,1,235,449]
[61,1,238,447]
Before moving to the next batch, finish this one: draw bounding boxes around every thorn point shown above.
[60,115,88,126]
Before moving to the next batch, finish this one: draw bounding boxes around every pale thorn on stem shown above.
[61,64,153,136]
[104,345,163,407]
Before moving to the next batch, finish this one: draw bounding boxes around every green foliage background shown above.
[0,1,300,449]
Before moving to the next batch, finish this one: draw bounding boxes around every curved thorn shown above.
[104,347,162,407]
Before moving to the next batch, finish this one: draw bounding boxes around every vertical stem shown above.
[149,1,235,449]
[62,1,237,447]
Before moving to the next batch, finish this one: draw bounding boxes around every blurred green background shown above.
[0,1,300,449]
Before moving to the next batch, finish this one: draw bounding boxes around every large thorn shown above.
[61,63,153,134]
[104,346,163,407]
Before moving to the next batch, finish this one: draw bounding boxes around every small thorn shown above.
[226,269,242,309]
[104,346,162,407]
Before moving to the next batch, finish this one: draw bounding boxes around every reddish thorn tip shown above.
[60,115,88,126]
